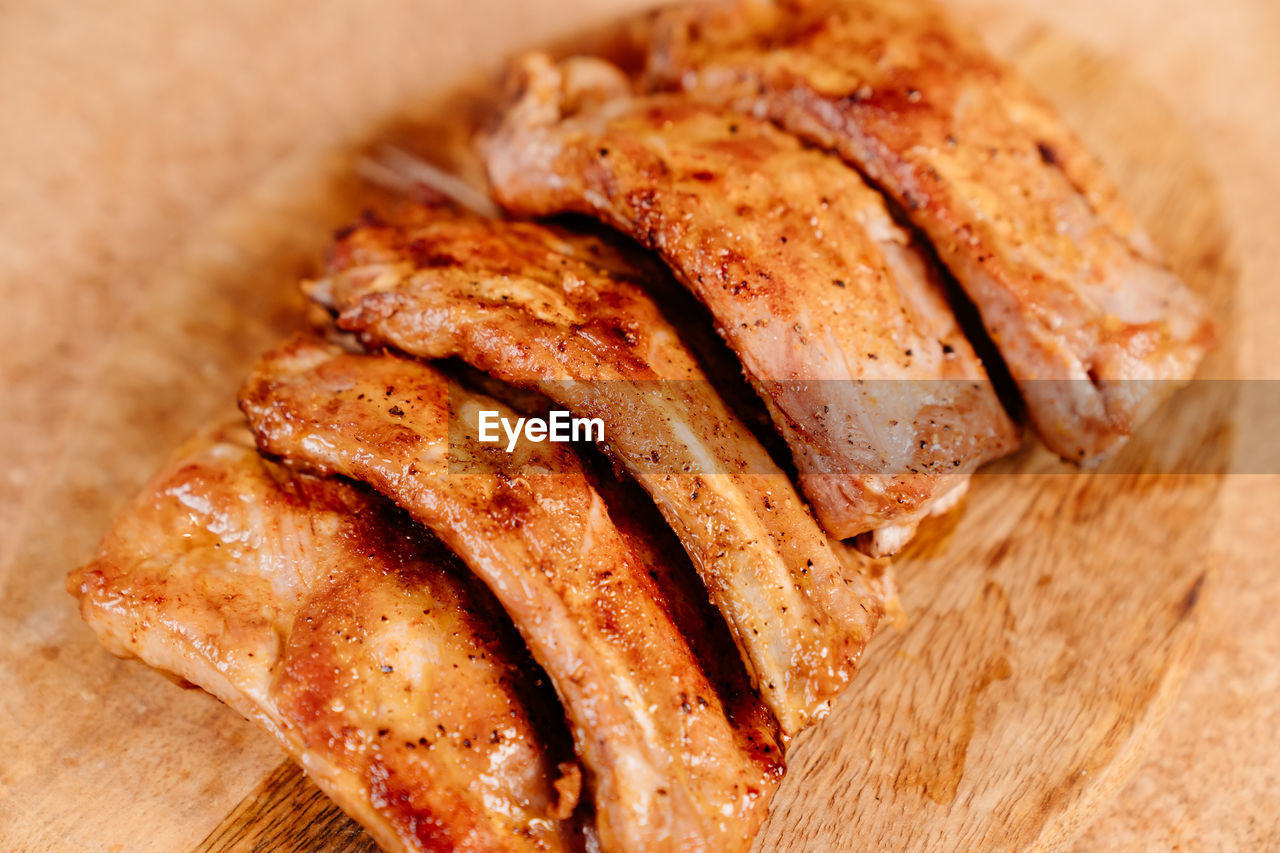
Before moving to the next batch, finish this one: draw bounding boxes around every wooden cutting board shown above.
[0,10,1234,853]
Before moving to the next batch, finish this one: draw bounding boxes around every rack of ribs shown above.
[645,0,1214,462]
[483,53,1019,548]
[239,338,781,853]
[68,423,582,853]
[305,199,888,735]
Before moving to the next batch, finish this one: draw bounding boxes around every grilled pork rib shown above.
[593,470,784,766]
[306,200,886,736]
[483,54,1018,546]
[240,338,780,853]
[69,424,581,853]
[646,0,1214,461]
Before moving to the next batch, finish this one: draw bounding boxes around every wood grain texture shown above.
[196,762,376,853]
[0,10,1237,853]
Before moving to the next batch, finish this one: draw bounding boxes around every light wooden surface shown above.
[0,1,1275,850]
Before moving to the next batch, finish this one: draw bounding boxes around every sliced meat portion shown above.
[646,0,1214,461]
[594,471,784,769]
[307,199,886,735]
[483,54,1018,546]
[239,337,781,853]
[68,423,581,853]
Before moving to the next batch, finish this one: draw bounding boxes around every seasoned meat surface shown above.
[68,424,580,853]
[647,0,1214,461]
[308,200,887,735]
[240,338,781,853]
[484,54,1018,545]
[593,470,783,766]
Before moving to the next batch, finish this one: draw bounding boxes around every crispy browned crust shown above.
[308,199,886,735]
[483,54,1018,542]
[239,338,781,853]
[647,0,1214,461]
[68,424,580,853]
